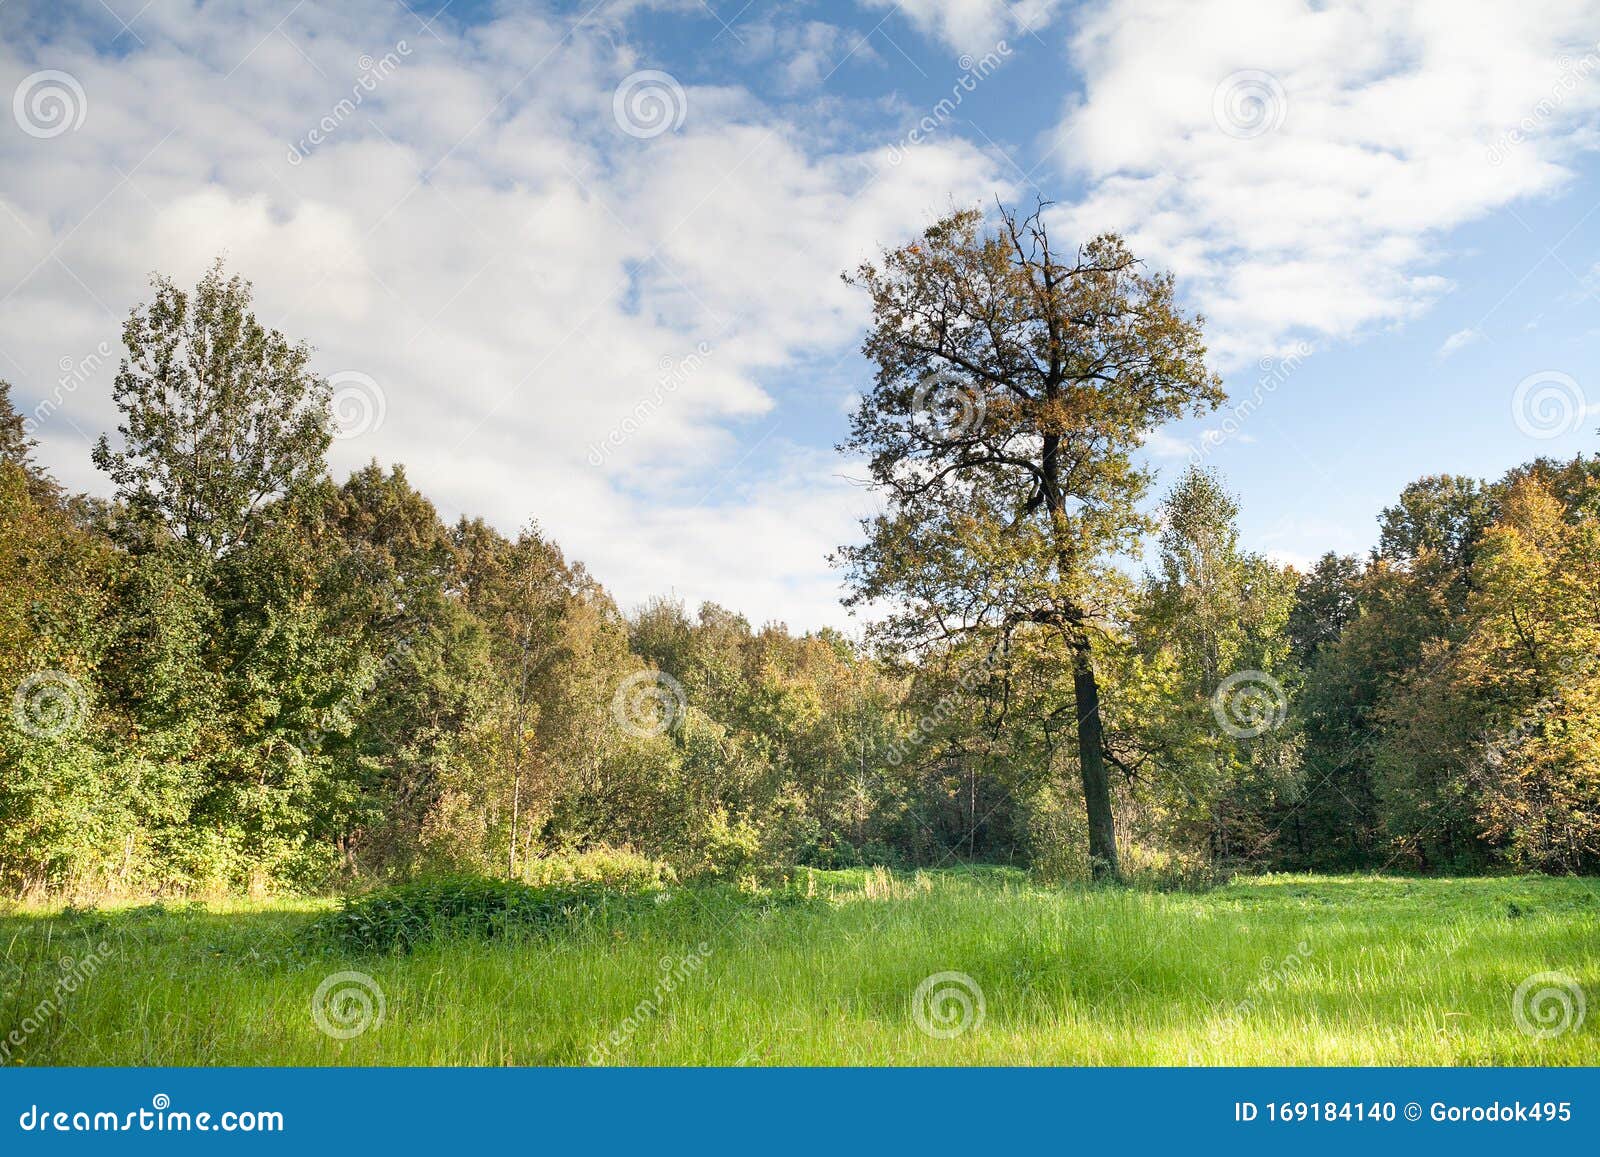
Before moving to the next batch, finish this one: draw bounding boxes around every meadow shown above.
[1,869,1595,1066]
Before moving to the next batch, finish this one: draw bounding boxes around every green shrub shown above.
[522,845,676,890]
[311,875,658,953]
[693,807,762,879]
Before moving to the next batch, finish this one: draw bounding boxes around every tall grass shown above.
[1,870,1595,1065]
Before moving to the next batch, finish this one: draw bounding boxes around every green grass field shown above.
[2,869,1596,1065]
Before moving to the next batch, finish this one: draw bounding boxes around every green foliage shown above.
[521,845,676,889]
[313,875,660,953]
[92,260,331,557]
[4,253,1598,899]
[1119,466,1300,864]
[840,203,1226,880]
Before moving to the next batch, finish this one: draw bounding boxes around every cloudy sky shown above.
[3,0,1599,629]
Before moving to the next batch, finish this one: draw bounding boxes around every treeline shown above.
[1,259,1597,896]
[1093,458,1598,878]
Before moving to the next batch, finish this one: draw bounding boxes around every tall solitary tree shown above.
[838,203,1223,878]
[93,259,332,556]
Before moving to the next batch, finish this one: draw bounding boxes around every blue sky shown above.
[2,0,1598,628]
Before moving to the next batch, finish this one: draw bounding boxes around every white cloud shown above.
[1437,327,1482,357]
[1052,0,1600,366]
[859,0,1064,55]
[1142,429,1198,459]
[0,0,1005,630]
[740,19,879,92]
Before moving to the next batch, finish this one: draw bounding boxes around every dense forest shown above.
[3,214,1597,897]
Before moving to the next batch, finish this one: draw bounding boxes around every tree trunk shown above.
[1071,639,1121,881]
[509,775,520,879]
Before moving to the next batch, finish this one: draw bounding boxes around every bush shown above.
[1022,788,1090,884]
[1120,844,1227,891]
[692,807,762,879]
[312,875,658,953]
[522,845,676,890]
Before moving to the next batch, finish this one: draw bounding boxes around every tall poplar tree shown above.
[92,260,332,556]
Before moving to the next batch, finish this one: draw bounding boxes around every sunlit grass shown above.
[2,870,1596,1065]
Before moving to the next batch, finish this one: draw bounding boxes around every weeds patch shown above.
[311,876,661,953]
